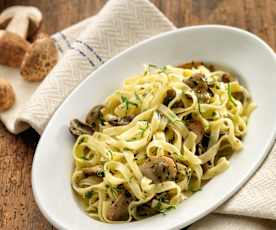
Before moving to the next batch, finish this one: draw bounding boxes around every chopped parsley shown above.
[134,91,142,103]
[110,186,122,198]
[129,176,135,182]
[159,204,176,214]
[121,96,138,113]
[106,150,113,159]
[81,155,89,160]
[158,66,168,74]
[143,64,158,75]
[123,147,131,151]
[98,112,105,125]
[139,122,149,137]
[84,191,93,199]
[154,195,176,215]
[227,83,237,106]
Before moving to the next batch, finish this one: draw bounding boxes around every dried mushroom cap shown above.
[20,33,58,82]
[0,78,15,111]
[0,30,30,68]
[69,119,95,137]
[0,6,41,68]
[0,6,42,39]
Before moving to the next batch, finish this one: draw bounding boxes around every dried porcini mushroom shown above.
[85,105,104,128]
[0,6,42,68]
[20,33,58,82]
[0,31,30,68]
[108,115,134,126]
[69,119,95,137]
[0,78,16,111]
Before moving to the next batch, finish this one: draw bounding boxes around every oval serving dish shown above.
[32,25,276,230]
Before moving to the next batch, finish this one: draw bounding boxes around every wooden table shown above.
[0,0,275,229]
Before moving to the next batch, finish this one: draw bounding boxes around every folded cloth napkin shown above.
[0,0,275,229]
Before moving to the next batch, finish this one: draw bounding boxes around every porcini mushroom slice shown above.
[0,6,42,39]
[0,30,30,67]
[140,156,177,183]
[69,119,95,137]
[0,78,16,112]
[20,33,58,82]
[85,105,104,128]
[187,120,204,144]
[106,191,132,221]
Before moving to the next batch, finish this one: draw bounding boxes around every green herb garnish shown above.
[121,96,138,113]
[84,191,93,199]
[134,91,142,103]
[159,205,176,214]
[143,64,158,75]
[158,66,168,74]
[123,147,131,151]
[110,186,122,198]
[98,112,105,125]
[129,176,135,182]
[106,150,113,159]
[139,122,149,137]
[227,83,237,106]
[81,155,89,160]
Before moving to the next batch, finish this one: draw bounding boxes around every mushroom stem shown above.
[6,15,29,38]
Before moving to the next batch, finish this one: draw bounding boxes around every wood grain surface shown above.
[0,0,275,229]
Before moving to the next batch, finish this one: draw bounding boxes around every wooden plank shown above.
[0,0,275,229]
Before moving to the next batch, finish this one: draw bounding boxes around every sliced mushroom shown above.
[82,165,103,176]
[185,73,208,94]
[0,6,42,68]
[106,190,132,221]
[85,105,104,128]
[179,61,215,72]
[232,91,245,103]
[221,73,235,83]
[69,119,95,137]
[136,201,159,217]
[163,89,176,106]
[20,33,58,81]
[187,120,204,144]
[108,115,134,126]
[140,156,177,183]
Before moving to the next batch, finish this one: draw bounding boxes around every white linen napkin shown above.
[0,0,275,229]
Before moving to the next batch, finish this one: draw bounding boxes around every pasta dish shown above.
[69,62,255,223]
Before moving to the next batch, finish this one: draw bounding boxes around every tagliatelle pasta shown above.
[70,62,255,223]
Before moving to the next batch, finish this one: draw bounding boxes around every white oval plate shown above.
[32,25,276,230]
